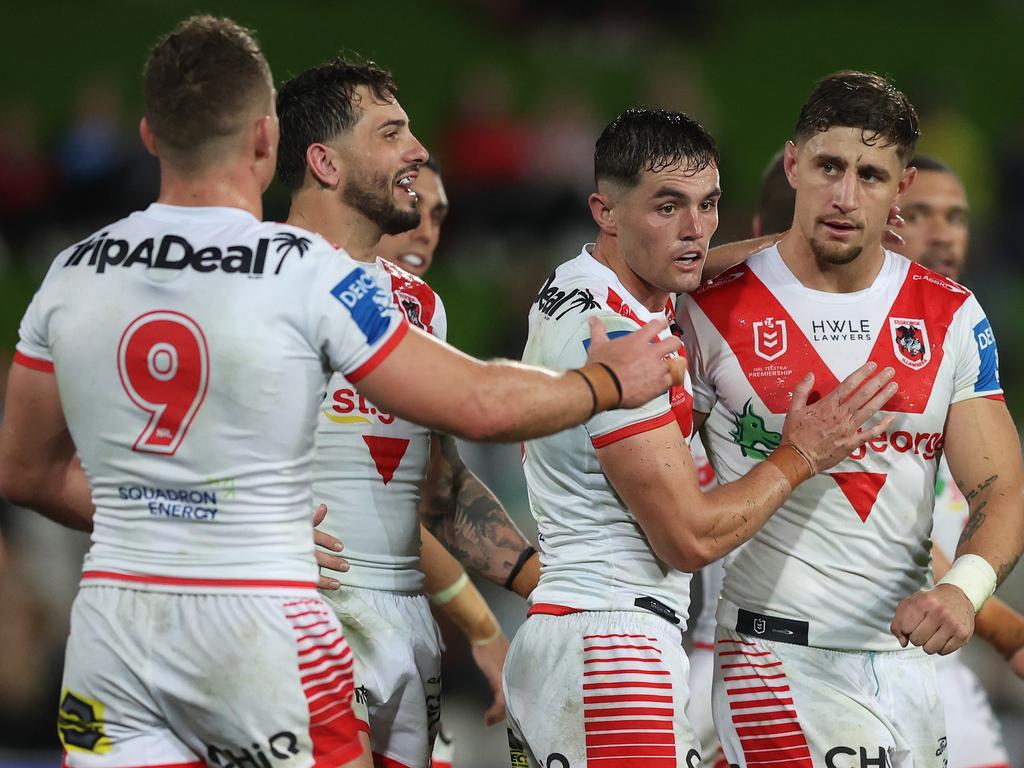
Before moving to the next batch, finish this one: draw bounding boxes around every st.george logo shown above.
[890,317,930,370]
[753,317,787,361]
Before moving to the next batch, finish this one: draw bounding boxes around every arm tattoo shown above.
[996,556,1020,587]
[419,433,531,586]
[958,474,997,547]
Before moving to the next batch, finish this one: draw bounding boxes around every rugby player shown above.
[502,107,899,767]
[275,66,530,765]
[678,71,1024,766]
[0,18,682,768]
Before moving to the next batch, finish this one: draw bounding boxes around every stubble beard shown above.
[809,237,863,266]
[343,170,420,236]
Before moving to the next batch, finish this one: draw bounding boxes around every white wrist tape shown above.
[937,554,998,613]
[429,572,469,606]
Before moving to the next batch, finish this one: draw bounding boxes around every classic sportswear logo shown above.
[331,268,396,345]
[753,317,787,361]
[730,400,781,460]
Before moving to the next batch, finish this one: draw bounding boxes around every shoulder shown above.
[377,258,444,333]
[690,250,771,304]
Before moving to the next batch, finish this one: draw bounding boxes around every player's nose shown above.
[405,133,429,165]
[833,172,858,211]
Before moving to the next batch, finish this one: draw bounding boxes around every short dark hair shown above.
[276,57,398,191]
[143,15,272,169]
[908,155,956,175]
[757,149,795,235]
[594,108,719,188]
[795,71,919,164]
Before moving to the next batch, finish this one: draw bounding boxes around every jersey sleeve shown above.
[551,310,673,448]
[432,292,448,343]
[307,247,409,382]
[949,293,1003,404]
[14,276,56,373]
[675,295,717,415]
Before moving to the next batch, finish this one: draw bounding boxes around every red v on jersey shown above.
[831,471,888,522]
[362,436,410,485]
[692,261,971,415]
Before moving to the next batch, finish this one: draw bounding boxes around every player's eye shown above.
[658,204,676,214]
[859,170,878,183]
[822,163,836,175]
[699,199,717,212]
[949,210,969,226]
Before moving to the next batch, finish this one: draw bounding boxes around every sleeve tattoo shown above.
[418,433,531,585]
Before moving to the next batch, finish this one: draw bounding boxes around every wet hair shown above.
[276,56,398,191]
[795,71,919,164]
[595,108,718,187]
[757,149,796,235]
[143,15,272,169]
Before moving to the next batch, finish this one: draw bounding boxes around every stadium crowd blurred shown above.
[1,2,1023,766]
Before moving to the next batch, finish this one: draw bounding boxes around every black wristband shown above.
[504,545,537,591]
[570,369,599,417]
[595,362,623,403]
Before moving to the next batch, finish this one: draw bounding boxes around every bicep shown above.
[596,422,701,554]
[944,397,1023,497]
[0,364,75,487]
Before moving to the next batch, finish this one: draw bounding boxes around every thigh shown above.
[60,587,199,768]
[685,646,726,768]
[936,658,1009,768]
[504,612,698,768]
[325,588,440,768]
[154,593,364,768]
[711,627,900,768]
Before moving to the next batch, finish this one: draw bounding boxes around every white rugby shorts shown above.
[712,625,946,768]
[59,586,363,768]
[504,609,700,767]
[686,644,729,768]
[320,586,442,768]
[935,653,1009,768]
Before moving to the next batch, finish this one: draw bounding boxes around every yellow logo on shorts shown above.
[58,689,111,754]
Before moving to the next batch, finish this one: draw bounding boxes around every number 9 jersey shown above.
[14,203,408,591]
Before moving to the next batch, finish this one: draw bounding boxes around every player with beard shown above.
[898,155,1024,768]
[275,60,540,768]
[678,72,1024,766]
[0,22,682,768]
[502,107,898,767]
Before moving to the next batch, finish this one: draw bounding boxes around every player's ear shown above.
[897,164,917,197]
[139,117,158,157]
[588,192,617,234]
[783,141,798,189]
[253,115,275,163]
[306,143,341,189]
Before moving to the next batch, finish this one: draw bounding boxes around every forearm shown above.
[955,474,1024,587]
[2,460,94,533]
[703,234,780,281]
[424,532,502,645]
[688,460,793,564]
[420,434,533,587]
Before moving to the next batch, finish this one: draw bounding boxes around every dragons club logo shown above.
[889,317,930,370]
[753,317,787,361]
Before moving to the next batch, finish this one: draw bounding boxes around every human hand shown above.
[883,205,905,249]
[781,362,898,473]
[312,503,348,590]
[891,583,975,654]
[584,316,682,409]
[471,631,511,725]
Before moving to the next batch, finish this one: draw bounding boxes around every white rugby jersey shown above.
[687,435,723,649]
[522,245,693,624]
[314,257,447,593]
[15,204,407,592]
[677,245,1003,650]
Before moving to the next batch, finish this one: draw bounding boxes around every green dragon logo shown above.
[730,400,782,460]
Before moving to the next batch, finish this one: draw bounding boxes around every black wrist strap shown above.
[504,545,537,591]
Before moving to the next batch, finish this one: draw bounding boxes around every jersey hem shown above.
[13,350,55,372]
[81,570,318,593]
[591,409,675,449]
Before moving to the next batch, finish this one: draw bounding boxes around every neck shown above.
[157,162,264,220]
[286,185,381,263]
[776,229,885,293]
[591,233,668,313]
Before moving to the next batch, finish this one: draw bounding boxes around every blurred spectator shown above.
[0,105,56,254]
